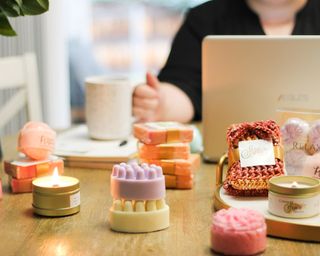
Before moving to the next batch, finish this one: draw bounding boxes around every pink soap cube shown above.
[9,177,33,193]
[211,208,267,255]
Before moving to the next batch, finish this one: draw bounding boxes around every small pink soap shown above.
[18,121,56,160]
[211,208,267,256]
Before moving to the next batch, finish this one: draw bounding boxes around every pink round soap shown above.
[18,121,56,160]
[211,208,267,256]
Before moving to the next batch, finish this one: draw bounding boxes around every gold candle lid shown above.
[269,176,320,195]
[32,176,79,194]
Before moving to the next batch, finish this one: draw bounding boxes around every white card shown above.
[238,140,275,167]
[70,192,81,208]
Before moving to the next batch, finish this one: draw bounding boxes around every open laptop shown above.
[202,36,320,162]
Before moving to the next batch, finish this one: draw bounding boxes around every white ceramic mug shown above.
[85,76,132,140]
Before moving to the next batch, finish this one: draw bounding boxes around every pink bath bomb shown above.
[284,149,307,167]
[281,118,309,150]
[18,121,56,160]
[211,208,267,256]
[308,121,320,154]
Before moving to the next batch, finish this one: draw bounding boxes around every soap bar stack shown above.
[134,122,197,189]
[109,163,169,233]
[4,157,64,193]
[3,121,63,193]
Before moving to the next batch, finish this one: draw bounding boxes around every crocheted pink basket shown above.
[223,120,285,196]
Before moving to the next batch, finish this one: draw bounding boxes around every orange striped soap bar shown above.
[4,157,64,179]
[134,122,193,145]
[9,176,33,193]
[139,143,190,160]
[141,154,200,176]
[165,174,193,189]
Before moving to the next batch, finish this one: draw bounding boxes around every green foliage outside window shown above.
[0,0,49,36]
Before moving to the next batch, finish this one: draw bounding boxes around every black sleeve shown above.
[158,9,204,121]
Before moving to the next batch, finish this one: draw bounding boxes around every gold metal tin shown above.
[269,176,320,195]
[268,176,320,219]
[32,176,80,217]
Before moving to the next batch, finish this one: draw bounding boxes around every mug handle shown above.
[216,153,228,188]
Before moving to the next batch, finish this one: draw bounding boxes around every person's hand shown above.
[133,72,162,122]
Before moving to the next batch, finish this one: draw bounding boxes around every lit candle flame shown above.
[52,167,60,187]
[291,181,298,188]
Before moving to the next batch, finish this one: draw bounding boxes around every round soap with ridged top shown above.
[211,208,267,255]
[18,121,56,160]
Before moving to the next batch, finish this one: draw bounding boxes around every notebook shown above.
[54,125,137,168]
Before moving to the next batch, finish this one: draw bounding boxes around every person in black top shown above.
[133,0,320,122]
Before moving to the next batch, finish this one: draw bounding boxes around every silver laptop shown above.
[202,36,320,162]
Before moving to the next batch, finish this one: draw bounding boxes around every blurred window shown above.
[90,0,207,74]
[68,0,207,121]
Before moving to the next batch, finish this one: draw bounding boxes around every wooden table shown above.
[0,136,319,256]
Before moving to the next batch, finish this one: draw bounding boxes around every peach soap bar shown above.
[4,157,64,179]
[134,122,193,145]
[211,208,267,255]
[109,199,169,233]
[9,177,33,193]
[141,154,200,176]
[165,174,193,189]
[139,143,190,160]
[111,163,165,200]
[18,121,56,160]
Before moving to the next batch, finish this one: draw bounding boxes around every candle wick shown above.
[291,181,298,188]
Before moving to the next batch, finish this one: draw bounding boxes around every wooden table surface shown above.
[0,135,319,256]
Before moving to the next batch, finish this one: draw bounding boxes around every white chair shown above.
[0,53,42,131]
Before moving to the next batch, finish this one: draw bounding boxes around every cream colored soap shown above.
[109,199,169,233]
[109,163,170,233]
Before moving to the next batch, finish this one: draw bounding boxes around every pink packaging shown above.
[18,121,56,160]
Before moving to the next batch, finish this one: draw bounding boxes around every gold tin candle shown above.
[268,176,320,218]
[32,168,80,217]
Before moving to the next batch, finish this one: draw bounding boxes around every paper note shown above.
[239,140,275,167]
